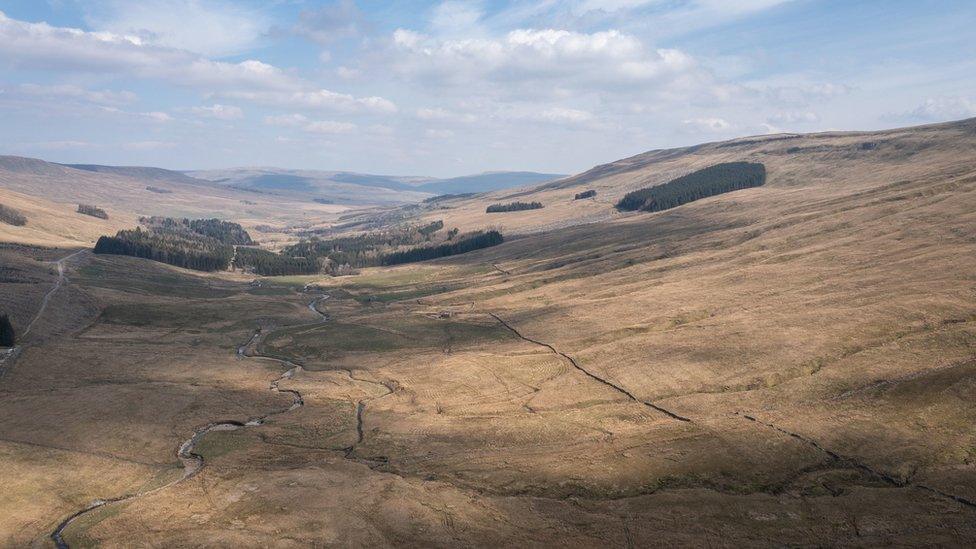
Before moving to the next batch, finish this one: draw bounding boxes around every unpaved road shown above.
[0,249,85,378]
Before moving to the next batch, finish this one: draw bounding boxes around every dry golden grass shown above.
[1,119,975,546]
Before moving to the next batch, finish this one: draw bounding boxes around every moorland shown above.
[1,118,975,547]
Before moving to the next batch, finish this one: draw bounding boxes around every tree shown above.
[0,314,14,347]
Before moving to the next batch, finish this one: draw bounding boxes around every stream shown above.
[50,292,331,548]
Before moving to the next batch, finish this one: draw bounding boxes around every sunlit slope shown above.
[411,118,976,501]
[0,156,346,245]
[0,187,134,247]
[418,118,976,235]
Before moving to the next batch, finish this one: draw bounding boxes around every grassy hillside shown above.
[408,118,976,235]
[0,156,350,246]
[1,118,974,546]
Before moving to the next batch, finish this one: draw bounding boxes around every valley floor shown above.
[2,123,976,546]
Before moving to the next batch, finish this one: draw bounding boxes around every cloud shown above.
[264,113,309,127]
[906,96,976,122]
[535,107,594,124]
[224,89,396,114]
[766,110,818,124]
[389,27,700,94]
[100,106,173,123]
[123,140,176,150]
[190,103,244,120]
[263,113,355,134]
[15,83,137,106]
[304,120,356,134]
[0,11,300,92]
[425,128,455,138]
[682,117,731,132]
[430,1,485,36]
[293,0,365,45]
[84,0,270,57]
[415,107,477,123]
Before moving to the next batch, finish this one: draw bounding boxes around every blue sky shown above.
[0,1,974,176]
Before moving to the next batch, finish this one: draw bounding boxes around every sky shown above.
[0,1,974,177]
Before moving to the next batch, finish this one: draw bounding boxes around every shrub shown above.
[77,204,109,219]
[146,186,173,194]
[616,162,765,213]
[486,201,543,213]
[0,204,27,226]
[418,220,444,237]
[574,190,596,200]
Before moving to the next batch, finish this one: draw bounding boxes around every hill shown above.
[1,118,975,546]
[190,167,564,199]
[415,171,565,195]
[0,156,345,246]
[405,118,976,235]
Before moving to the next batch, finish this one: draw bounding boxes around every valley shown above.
[1,118,975,546]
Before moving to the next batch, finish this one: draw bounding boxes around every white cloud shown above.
[123,140,176,150]
[223,89,396,114]
[100,106,173,123]
[304,120,356,134]
[766,110,818,124]
[0,11,299,92]
[336,66,361,79]
[264,113,355,134]
[682,117,731,132]
[425,128,455,138]
[907,96,976,121]
[430,1,485,37]
[190,103,244,120]
[142,111,172,122]
[415,107,477,123]
[535,107,594,124]
[389,27,701,96]
[16,83,136,106]
[293,0,364,45]
[264,113,309,127]
[84,0,270,57]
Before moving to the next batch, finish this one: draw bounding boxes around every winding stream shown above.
[50,292,331,548]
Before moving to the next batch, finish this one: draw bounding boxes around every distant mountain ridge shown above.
[189,167,565,197]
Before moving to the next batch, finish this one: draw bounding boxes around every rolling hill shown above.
[189,167,565,199]
[1,118,975,546]
[405,118,976,235]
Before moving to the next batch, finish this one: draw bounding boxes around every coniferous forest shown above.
[486,201,543,213]
[93,216,502,274]
[616,162,766,212]
[233,247,319,276]
[574,190,596,200]
[0,314,14,347]
[93,217,253,272]
[380,230,503,265]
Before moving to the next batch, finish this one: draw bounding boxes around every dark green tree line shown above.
[380,230,503,265]
[233,247,319,276]
[486,201,543,213]
[616,162,766,212]
[0,314,14,347]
